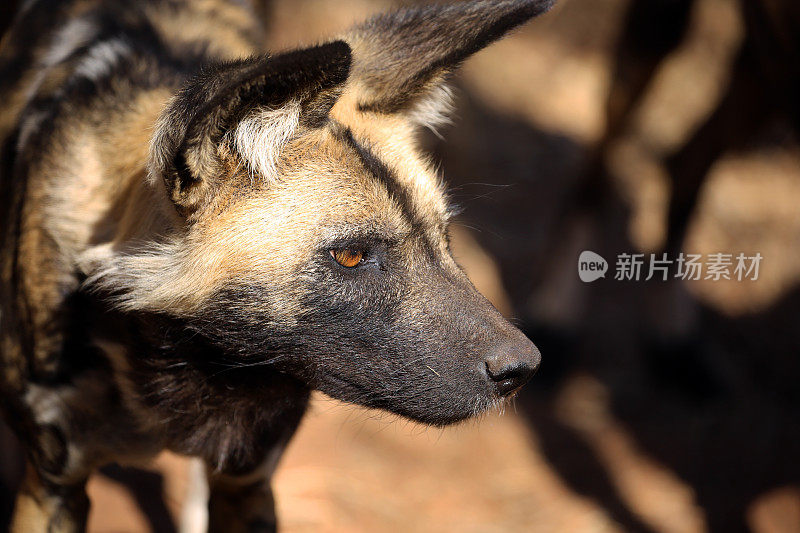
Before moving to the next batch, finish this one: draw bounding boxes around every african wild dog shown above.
[0,0,553,530]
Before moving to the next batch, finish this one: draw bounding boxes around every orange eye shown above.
[331,249,364,268]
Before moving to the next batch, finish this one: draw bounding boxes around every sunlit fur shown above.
[232,101,302,181]
[0,1,552,531]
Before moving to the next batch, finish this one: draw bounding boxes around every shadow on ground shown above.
[435,85,800,532]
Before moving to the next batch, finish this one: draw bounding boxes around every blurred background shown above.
[2,0,800,531]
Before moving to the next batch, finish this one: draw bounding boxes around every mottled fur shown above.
[0,1,553,531]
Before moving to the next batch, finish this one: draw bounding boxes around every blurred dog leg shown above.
[179,459,208,533]
[0,0,19,41]
[0,418,24,532]
[579,0,695,210]
[663,34,765,255]
[603,0,695,146]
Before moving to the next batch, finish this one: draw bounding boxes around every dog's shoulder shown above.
[0,0,266,383]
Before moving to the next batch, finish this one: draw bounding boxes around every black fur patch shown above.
[121,308,310,473]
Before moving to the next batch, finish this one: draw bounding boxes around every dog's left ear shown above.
[344,0,555,126]
[151,41,351,218]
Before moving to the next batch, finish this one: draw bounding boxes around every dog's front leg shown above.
[203,403,306,533]
[206,429,299,533]
[10,462,89,533]
[206,466,279,533]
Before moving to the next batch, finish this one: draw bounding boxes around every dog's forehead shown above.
[249,120,449,232]
[330,92,450,220]
[217,140,404,240]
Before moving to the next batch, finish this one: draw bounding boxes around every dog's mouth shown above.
[315,369,506,426]
[317,371,375,402]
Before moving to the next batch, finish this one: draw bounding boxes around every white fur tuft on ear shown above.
[406,84,454,138]
[231,101,302,180]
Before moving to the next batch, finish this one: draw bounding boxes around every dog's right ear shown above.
[343,0,555,128]
[150,41,352,218]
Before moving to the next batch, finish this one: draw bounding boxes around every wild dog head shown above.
[101,0,554,425]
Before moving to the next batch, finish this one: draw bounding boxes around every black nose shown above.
[485,340,540,397]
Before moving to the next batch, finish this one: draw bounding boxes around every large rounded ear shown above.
[344,0,555,128]
[151,41,352,217]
